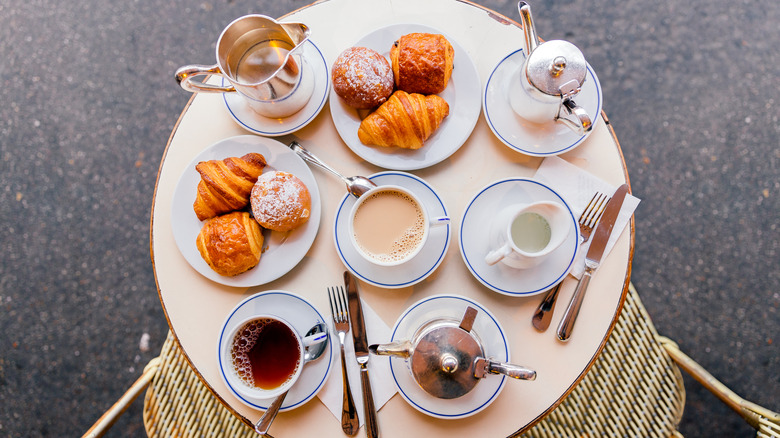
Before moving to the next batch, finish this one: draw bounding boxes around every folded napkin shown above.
[317,298,397,426]
[534,156,640,278]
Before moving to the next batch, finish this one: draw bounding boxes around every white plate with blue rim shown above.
[217,290,333,411]
[222,40,330,137]
[385,294,510,419]
[483,48,602,156]
[170,135,321,287]
[333,171,451,289]
[329,23,481,170]
[459,178,580,296]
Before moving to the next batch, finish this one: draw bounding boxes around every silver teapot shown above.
[370,306,536,399]
[508,1,593,135]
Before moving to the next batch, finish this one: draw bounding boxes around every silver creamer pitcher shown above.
[175,15,314,119]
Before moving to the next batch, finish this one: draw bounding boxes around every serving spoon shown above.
[288,141,376,197]
[254,322,328,436]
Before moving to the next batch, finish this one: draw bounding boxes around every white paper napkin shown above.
[317,298,397,427]
[534,156,640,278]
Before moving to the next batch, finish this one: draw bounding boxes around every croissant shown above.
[195,211,264,277]
[358,90,449,150]
[193,153,267,221]
[390,33,454,95]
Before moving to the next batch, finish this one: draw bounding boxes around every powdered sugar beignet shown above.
[250,171,311,232]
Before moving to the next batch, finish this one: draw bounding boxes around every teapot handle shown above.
[476,357,537,381]
[556,99,593,136]
[488,361,537,381]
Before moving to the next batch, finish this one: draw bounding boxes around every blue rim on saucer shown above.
[387,295,509,419]
[333,172,450,288]
[459,178,580,296]
[221,40,329,137]
[217,290,332,411]
[483,48,602,156]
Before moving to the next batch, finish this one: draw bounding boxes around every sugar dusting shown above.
[333,47,393,107]
[250,171,310,227]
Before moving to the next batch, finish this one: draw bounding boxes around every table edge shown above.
[148,0,635,434]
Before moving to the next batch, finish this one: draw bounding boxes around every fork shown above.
[328,286,359,436]
[531,192,610,331]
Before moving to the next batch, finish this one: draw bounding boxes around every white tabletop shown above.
[150,0,634,435]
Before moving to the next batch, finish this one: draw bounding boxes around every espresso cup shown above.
[349,185,450,267]
[222,315,324,399]
[485,201,571,269]
[174,15,315,119]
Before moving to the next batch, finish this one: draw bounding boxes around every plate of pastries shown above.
[170,135,321,287]
[329,23,481,171]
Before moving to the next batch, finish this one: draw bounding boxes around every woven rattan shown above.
[85,284,779,437]
[519,285,686,437]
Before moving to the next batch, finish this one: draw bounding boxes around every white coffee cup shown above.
[221,315,325,399]
[485,201,571,269]
[349,185,449,267]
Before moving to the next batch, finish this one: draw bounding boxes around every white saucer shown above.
[170,135,321,287]
[222,40,330,137]
[217,290,333,411]
[459,178,580,296]
[385,295,509,419]
[333,172,450,289]
[329,23,481,170]
[483,49,602,156]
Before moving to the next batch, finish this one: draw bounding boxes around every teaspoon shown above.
[288,141,376,197]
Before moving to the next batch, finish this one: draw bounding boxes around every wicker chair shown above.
[84,284,780,438]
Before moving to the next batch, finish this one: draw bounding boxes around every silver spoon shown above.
[254,322,328,436]
[288,141,376,197]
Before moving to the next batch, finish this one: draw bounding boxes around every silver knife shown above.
[345,271,379,438]
[557,184,630,341]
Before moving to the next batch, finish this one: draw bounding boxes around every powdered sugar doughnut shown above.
[332,47,394,109]
[250,171,311,232]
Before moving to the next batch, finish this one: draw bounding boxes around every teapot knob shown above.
[440,353,459,373]
[550,56,567,76]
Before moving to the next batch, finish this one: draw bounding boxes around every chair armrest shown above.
[658,336,779,431]
[82,357,162,438]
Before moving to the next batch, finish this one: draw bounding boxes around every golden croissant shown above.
[357,91,449,150]
[195,211,264,277]
[193,152,267,221]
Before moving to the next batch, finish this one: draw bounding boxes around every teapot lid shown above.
[525,40,587,97]
[409,307,484,399]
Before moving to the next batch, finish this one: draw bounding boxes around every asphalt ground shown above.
[0,0,777,436]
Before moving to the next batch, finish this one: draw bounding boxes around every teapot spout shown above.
[518,1,539,55]
[369,340,413,359]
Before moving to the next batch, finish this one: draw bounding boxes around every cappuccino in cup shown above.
[349,185,449,267]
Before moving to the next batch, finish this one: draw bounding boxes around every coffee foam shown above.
[229,318,300,389]
[354,190,425,263]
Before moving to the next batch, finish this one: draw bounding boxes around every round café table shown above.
[150,0,634,435]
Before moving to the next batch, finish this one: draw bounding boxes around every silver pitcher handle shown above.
[556,98,593,135]
[175,64,235,93]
